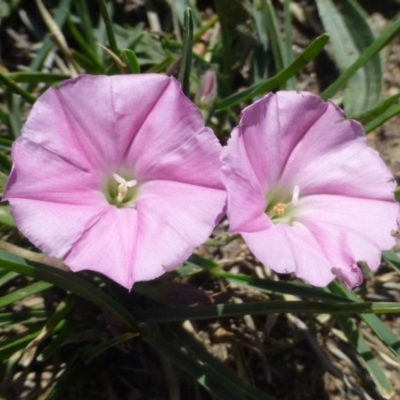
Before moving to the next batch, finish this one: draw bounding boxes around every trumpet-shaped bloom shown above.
[4,74,226,289]
[221,91,399,288]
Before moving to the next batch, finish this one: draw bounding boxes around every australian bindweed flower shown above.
[4,74,226,289]
[221,91,399,289]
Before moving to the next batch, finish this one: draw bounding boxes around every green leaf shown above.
[165,0,201,29]
[66,16,103,71]
[351,94,400,126]
[0,205,14,227]
[83,332,137,362]
[6,72,70,84]
[214,270,351,302]
[0,328,42,362]
[30,0,72,71]
[178,8,194,96]
[215,34,329,110]
[331,281,400,361]
[0,73,36,104]
[364,103,400,133]
[0,250,140,332]
[150,331,276,400]
[75,0,97,53]
[121,49,140,74]
[382,250,400,274]
[0,310,47,327]
[258,0,285,73]
[135,300,400,323]
[162,324,276,400]
[337,316,394,398]
[97,0,120,56]
[316,0,382,114]
[0,281,53,309]
[321,11,400,100]
[283,0,295,89]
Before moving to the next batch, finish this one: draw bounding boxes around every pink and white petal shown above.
[242,223,335,286]
[238,92,328,190]
[221,127,271,233]
[124,79,222,188]
[132,180,226,282]
[332,265,363,289]
[283,134,396,200]
[297,194,399,272]
[4,138,103,205]
[20,87,93,172]
[65,207,138,289]
[136,126,223,189]
[56,74,174,174]
[7,198,106,259]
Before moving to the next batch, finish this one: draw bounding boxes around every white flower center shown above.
[113,173,137,202]
[268,185,300,222]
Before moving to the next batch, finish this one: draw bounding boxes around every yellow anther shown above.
[272,202,285,217]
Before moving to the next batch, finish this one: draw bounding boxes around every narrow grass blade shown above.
[0,329,42,362]
[75,0,97,52]
[83,332,137,362]
[150,332,276,400]
[0,310,47,328]
[163,324,276,400]
[6,72,70,84]
[0,281,53,309]
[364,103,400,133]
[321,13,400,100]
[0,206,14,227]
[382,250,400,274]
[178,8,194,96]
[331,281,400,360]
[316,0,382,114]
[121,49,140,74]
[67,17,103,70]
[259,0,285,73]
[135,301,400,323]
[97,0,120,56]
[165,0,201,29]
[283,0,295,89]
[213,270,351,302]
[30,0,72,71]
[0,250,140,331]
[351,94,400,126]
[337,316,394,398]
[215,34,329,110]
[0,271,19,287]
[0,73,36,104]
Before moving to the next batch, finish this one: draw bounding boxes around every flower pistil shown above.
[113,173,137,202]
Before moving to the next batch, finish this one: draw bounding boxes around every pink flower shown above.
[4,74,226,289]
[221,91,399,289]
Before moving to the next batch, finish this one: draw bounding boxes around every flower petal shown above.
[65,207,137,288]
[237,91,328,190]
[297,194,399,271]
[132,180,226,282]
[7,199,105,259]
[22,74,174,175]
[4,138,102,204]
[221,127,271,233]
[125,79,222,188]
[242,223,335,286]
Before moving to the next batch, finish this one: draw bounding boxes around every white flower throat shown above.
[113,173,137,202]
[270,185,299,220]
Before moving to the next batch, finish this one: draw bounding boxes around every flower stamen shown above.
[272,203,286,217]
[113,173,137,202]
[269,185,300,219]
